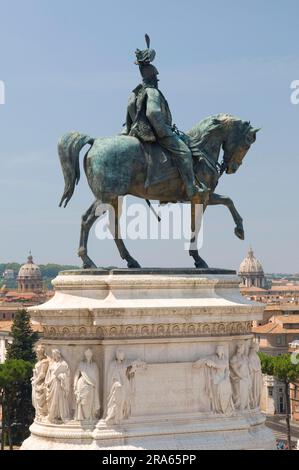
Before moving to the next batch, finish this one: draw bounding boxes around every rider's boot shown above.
[176,156,209,199]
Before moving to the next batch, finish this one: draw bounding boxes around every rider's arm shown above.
[121,92,136,135]
[146,88,173,138]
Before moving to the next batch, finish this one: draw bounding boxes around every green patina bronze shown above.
[58,36,260,269]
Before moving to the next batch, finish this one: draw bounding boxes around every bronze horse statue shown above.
[58,113,259,268]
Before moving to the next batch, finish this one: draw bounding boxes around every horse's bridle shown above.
[197,148,224,176]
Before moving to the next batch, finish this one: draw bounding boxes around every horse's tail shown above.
[58,131,94,207]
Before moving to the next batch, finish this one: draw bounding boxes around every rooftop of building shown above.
[241,285,299,293]
[0,290,54,303]
[264,304,299,312]
[253,323,299,335]
[274,315,299,323]
[253,314,299,335]
[0,320,42,334]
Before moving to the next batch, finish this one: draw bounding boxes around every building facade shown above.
[2,269,15,280]
[252,309,299,422]
[239,249,299,422]
[0,322,12,363]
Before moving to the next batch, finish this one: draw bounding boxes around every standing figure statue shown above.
[229,343,251,410]
[45,349,70,423]
[193,345,234,414]
[74,348,100,421]
[31,344,49,420]
[122,34,207,200]
[248,342,262,409]
[105,350,146,424]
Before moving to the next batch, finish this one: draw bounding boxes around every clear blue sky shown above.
[0,0,298,272]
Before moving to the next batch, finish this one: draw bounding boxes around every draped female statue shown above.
[31,344,49,420]
[193,345,234,414]
[229,343,251,410]
[45,349,70,423]
[74,349,100,421]
[248,342,262,409]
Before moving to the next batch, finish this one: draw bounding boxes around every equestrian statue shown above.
[58,35,260,269]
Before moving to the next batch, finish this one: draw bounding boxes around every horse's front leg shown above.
[110,197,141,269]
[208,193,244,240]
[78,200,100,268]
[189,201,209,268]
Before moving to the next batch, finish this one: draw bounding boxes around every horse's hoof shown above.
[83,264,96,269]
[127,259,141,269]
[234,226,245,240]
[195,260,209,269]
[82,258,97,269]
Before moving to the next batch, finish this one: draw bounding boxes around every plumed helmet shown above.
[135,34,159,82]
[135,34,156,65]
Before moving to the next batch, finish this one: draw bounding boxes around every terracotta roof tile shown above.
[0,320,42,333]
[253,323,278,334]
[265,304,299,312]
[274,315,299,324]
[253,322,299,334]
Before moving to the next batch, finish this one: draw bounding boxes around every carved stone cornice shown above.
[42,321,253,340]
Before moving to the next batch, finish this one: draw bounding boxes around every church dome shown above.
[238,248,266,289]
[17,253,42,292]
[239,248,264,274]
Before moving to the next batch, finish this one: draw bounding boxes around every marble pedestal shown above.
[21,269,275,450]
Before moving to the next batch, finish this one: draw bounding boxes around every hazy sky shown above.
[0,0,298,272]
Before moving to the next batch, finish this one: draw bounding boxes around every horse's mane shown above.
[187,113,240,147]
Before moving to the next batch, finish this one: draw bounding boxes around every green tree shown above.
[0,359,33,449]
[259,352,299,450]
[6,309,38,362]
[4,309,38,445]
[39,264,78,289]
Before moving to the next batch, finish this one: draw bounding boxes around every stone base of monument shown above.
[21,269,275,450]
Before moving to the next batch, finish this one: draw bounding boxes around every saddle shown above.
[143,142,178,188]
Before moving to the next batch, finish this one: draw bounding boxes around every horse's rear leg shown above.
[110,198,141,269]
[189,201,209,268]
[78,200,101,269]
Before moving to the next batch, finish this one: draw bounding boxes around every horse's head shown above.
[222,121,260,175]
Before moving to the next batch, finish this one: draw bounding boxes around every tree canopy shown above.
[2,309,38,446]
[0,359,33,387]
[259,352,299,383]
[6,309,38,362]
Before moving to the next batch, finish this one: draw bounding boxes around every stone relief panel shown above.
[103,346,233,420]
[30,340,262,426]
[102,342,261,423]
[130,362,209,416]
[32,346,102,425]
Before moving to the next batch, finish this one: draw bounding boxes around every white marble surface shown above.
[21,272,275,450]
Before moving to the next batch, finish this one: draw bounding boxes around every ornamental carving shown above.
[42,321,252,339]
